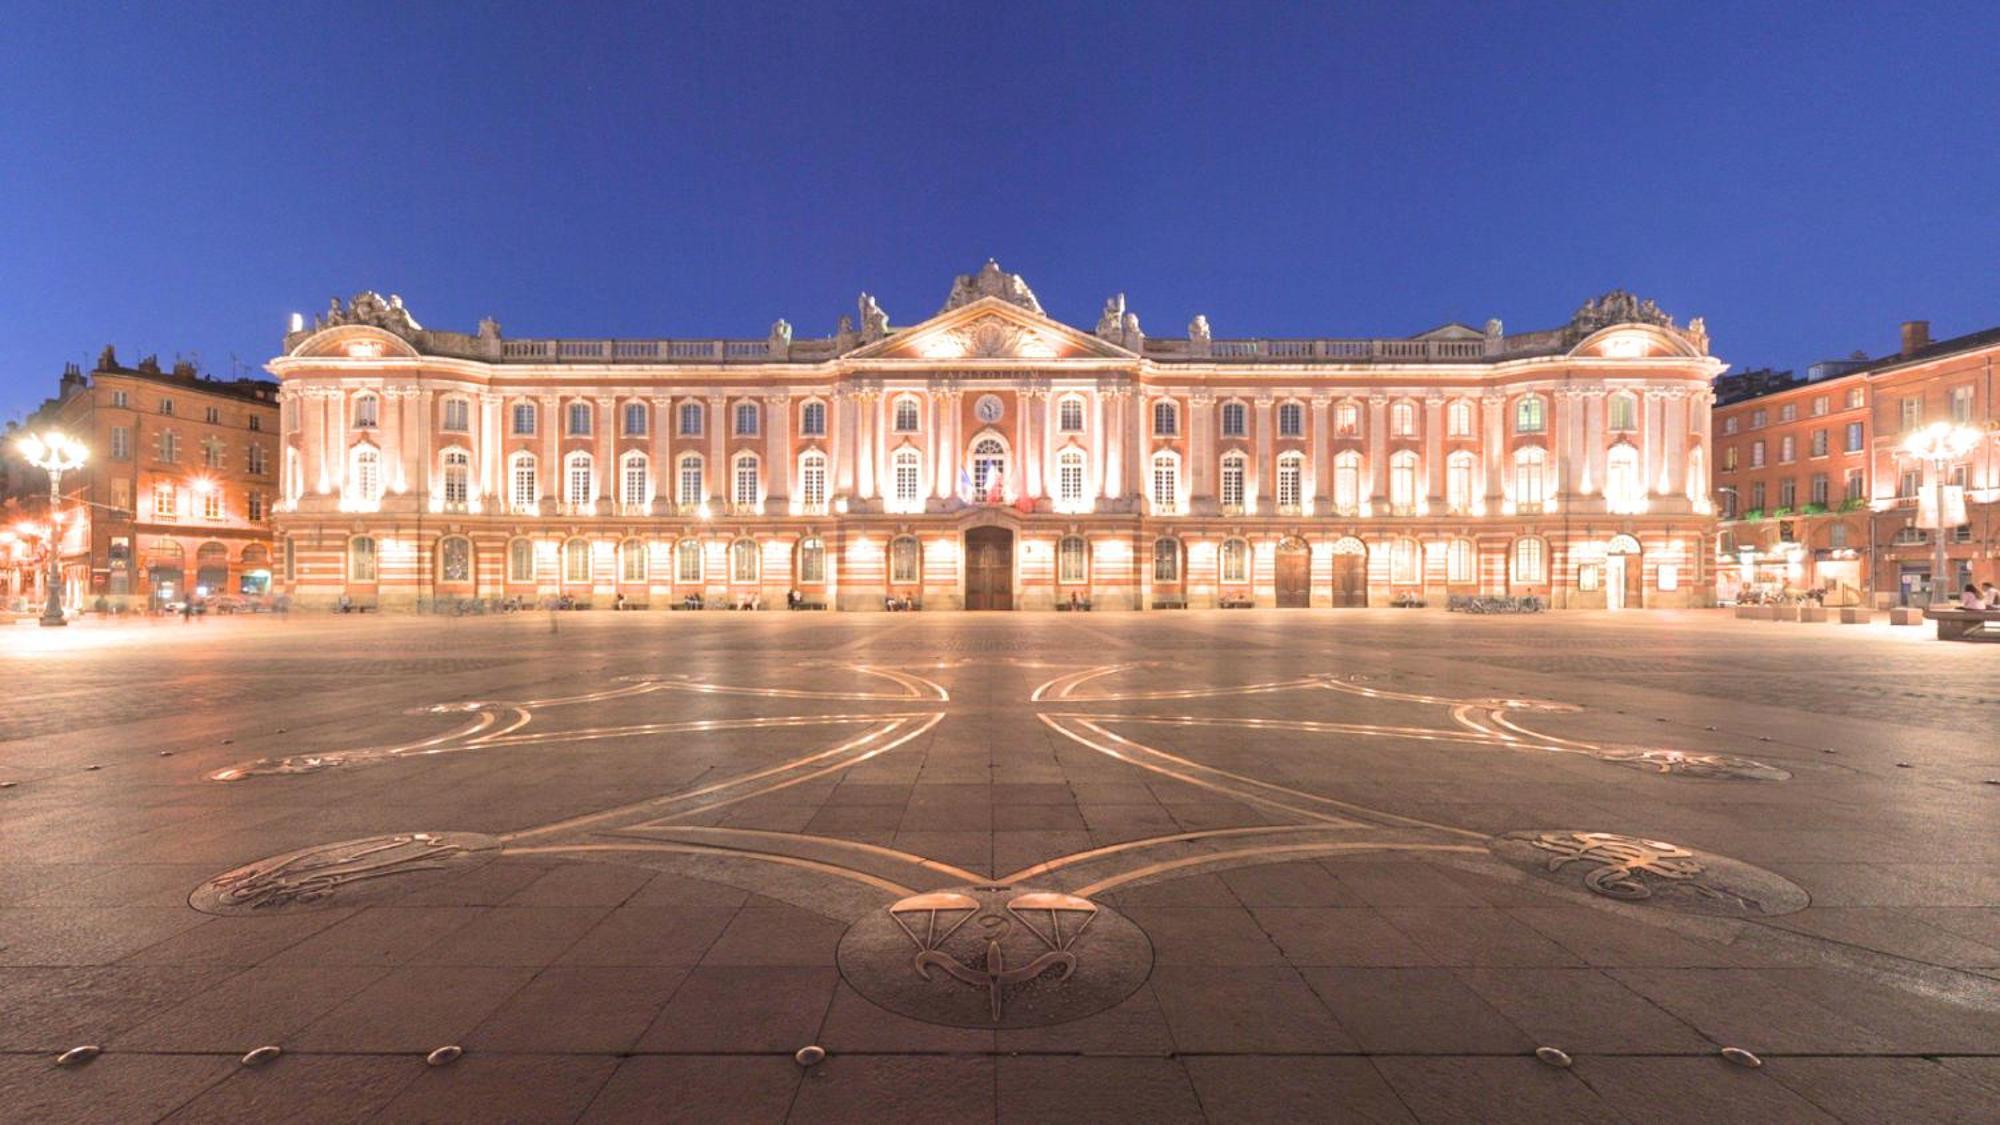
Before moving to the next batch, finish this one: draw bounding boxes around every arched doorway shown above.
[964,526,1013,610]
[195,542,229,598]
[1606,534,1642,611]
[1330,536,1368,608]
[147,539,186,608]
[1275,537,1310,608]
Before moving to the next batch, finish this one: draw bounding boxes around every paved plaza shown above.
[1,609,1997,1123]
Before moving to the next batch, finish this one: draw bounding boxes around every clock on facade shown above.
[975,394,1004,423]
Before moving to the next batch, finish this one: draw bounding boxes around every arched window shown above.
[679,401,704,435]
[734,401,759,436]
[1515,395,1546,434]
[623,402,648,436]
[1220,452,1247,508]
[620,538,647,583]
[1058,448,1087,508]
[565,452,594,508]
[1446,450,1475,514]
[1058,535,1088,584]
[508,538,534,583]
[511,401,537,435]
[1152,538,1181,583]
[1608,392,1638,432]
[1390,537,1421,584]
[563,539,592,584]
[1389,450,1420,514]
[1446,399,1473,438]
[621,452,649,509]
[676,539,703,583]
[348,536,377,582]
[893,397,921,433]
[730,538,760,583]
[1447,538,1476,584]
[1333,450,1363,515]
[1221,401,1247,437]
[1514,446,1547,508]
[353,394,379,429]
[677,454,704,507]
[797,536,826,584]
[800,400,827,437]
[1151,451,1180,513]
[732,452,760,507]
[439,536,472,583]
[350,444,382,504]
[799,451,828,511]
[889,535,921,584]
[1153,399,1179,437]
[1059,396,1085,433]
[1512,537,1547,584]
[970,437,1007,498]
[1220,538,1250,584]
[442,449,470,508]
[1391,400,1417,438]
[1278,401,1304,438]
[567,401,592,436]
[891,448,922,509]
[441,397,470,432]
[1605,443,1641,512]
[1335,400,1360,436]
[510,453,538,513]
[1276,452,1304,509]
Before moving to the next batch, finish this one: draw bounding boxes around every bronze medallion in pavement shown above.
[1491,830,1808,916]
[190,831,500,915]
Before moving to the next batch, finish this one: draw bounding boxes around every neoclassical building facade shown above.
[268,264,1722,611]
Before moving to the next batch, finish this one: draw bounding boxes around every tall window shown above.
[1333,451,1362,514]
[1446,450,1475,513]
[1608,393,1638,432]
[1779,435,1795,463]
[1899,397,1921,432]
[797,537,825,584]
[353,395,378,428]
[111,426,131,459]
[1512,537,1546,584]
[247,493,264,521]
[567,402,592,435]
[1058,536,1088,584]
[1810,473,1829,506]
[565,452,594,507]
[676,539,703,583]
[620,539,647,583]
[564,539,591,583]
[160,397,174,416]
[508,538,534,582]
[1221,402,1247,437]
[733,454,760,507]
[800,400,826,436]
[1390,400,1416,437]
[1059,397,1085,433]
[1151,452,1179,512]
[1447,399,1472,438]
[348,536,376,582]
[730,539,759,583]
[892,448,921,509]
[510,454,538,512]
[1152,538,1180,583]
[1153,399,1178,436]
[1844,422,1864,452]
[1950,385,1973,423]
[1278,402,1304,437]
[443,449,470,507]
[621,453,649,509]
[1058,448,1086,508]
[1514,447,1546,508]
[1335,401,1359,435]
[1447,538,1475,584]
[1605,444,1640,512]
[893,397,920,433]
[1220,538,1249,584]
[890,536,921,584]
[971,438,1007,497]
[440,537,471,583]
[161,430,180,462]
[351,446,382,504]
[1276,453,1303,509]
[800,451,827,511]
[1810,429,1828,457]
[1778,478,1797,509]
[154,481,176,519]
[1389,450,1419,513]
[512,402,536,435]
[202,487,223,520]
[623,402,648,436]
[734,401,759,435]
[1750,440,1766,468]
[201,436,225,468]
[678,454,704,506]
[1515,396,1546,434]
[680,402,704,435]
[1390,538,1420,584]
[1220,453,1246,508]
[442,398,470,432]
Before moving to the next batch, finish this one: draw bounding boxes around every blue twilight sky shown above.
[3,1,1996,420]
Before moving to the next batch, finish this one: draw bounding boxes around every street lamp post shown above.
[15,431,89,627]
[1900,422,1980,607]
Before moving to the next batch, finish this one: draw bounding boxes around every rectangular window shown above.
[1846,470,1865,501]
[622,460,647,508]
[1778,435,1794,463]
[1749,441,1765,468]
[1900,397,1921,432]
[1844,422,1863,452]
[567,402,592,435]
[1153,400,1178,437]
[1750,409,1765,429]
[735,402,760,436]
[1059,457,1085,506]
[1513,539,1546,584]
[1220,459,1244,508]
[1778,479,1796,509]
[735,459,760,506]
[1277,402,1303,437]
[1845,387,1864,409]
[442,399,470,431]
[1778,403,1796,423]
[1059,398,1085,433]
[1899,470,1920,498]
[154,482,176,519]
[1751,482,1765,509]
[801,459,826,509]
[203,488,223,520]
[1809,474,1829,506]
[1950,385,1974,423]
[248,414,262,432]
[1722,417,1738,435]
[1220,402,1246,437]
[893,456,920,506]
[1811,396,1828,417]
[679,459,704,505]
[247,493,265,521]
[511,460,538,511]
[160,431,180,462]
[512,403,536,435]
[623,402,648,436]
[247,445,267,474]
[1809,430,1827,457]
[202,437,225,468]
[111,389,128,407]
[680,402,703,435]
[801,401,826,436]
[111,427,131,459]
[205,406,221,424]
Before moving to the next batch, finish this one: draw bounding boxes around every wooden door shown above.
[1622,552,1644,609]
[964,527,1013,611]
[1275,543,1311,608]
[1331,553,1368,608]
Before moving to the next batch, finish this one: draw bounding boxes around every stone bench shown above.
[1838,607,1872,625]
[1795,606,1827,623]
[1923,607,2000,642]
[1889,606,1924,626]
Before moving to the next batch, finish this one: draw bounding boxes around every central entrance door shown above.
[1330,538,1368,607]
[964,527,1014,610]
[1275,538,1311,607]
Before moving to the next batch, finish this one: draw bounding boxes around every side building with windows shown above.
[1,351,280,611]
[267,266,1721,611]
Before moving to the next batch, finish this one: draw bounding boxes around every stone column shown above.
[1189,389,1215,505]
[707,396,727,505]
[1022,385,1044,500]
[1367,394,1389,504]
[1585,390,1607,501]
[1481,394,1507,504]
[1104,388,1127,500]
[1661,389,1685,499]
[1093,386,1111,499]
[539,395,559,511]
[855,390,876,500]
[765,395,790,507]
[302,387,327,495]
[834,390,855,496]
[480,393,503,506]
[1423,393,1444,504]
[594,396,615,514]
[414,388,434,504]
[1310,394,1331,508]
[936,388,960,500]
[651,397,673,514]
[1251,393,1274,511]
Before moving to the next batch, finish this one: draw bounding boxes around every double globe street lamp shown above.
[14,431,89,627]
[1899,421,1983,607]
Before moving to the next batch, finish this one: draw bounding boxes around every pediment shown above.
[848,297,1136,362]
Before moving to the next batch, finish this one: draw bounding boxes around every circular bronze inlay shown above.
[1491,830,1808,917]
[837,884,1152,1028]
[190,831,501,915]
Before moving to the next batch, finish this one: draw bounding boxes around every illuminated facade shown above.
[268,265,1721,610]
